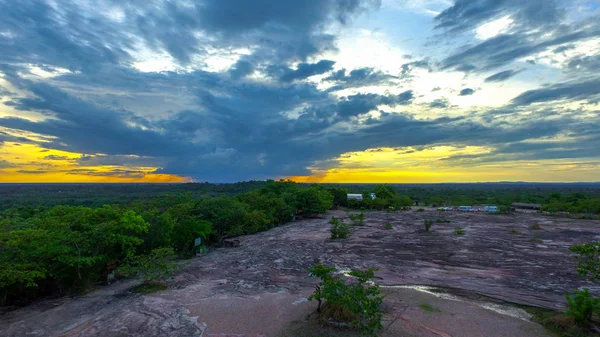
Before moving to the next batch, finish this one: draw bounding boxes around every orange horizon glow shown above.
[2,142,600,183]
[0,142,188,183]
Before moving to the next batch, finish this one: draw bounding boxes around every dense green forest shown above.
[2,182,599,213]
[2,181,600,307]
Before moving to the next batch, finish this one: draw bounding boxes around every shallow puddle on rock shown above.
[381,285,533,321]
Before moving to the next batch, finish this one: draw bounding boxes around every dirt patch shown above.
[2,210,599,336]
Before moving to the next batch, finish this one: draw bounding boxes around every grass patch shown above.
[530,224,543,230]
[530,234,543,244]
[509,227,522,235]
[455,227,466,235]
[384,223,393,230]
[424,219,433,232]
[416,208,425,212]
[419,303,441,312]
[134,281,168,294]
[436,218,451,223]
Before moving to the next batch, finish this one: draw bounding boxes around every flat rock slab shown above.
[1,210,598,337]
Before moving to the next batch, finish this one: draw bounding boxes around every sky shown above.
[0,0,599,183]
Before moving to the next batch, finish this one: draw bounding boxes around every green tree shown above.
[374,185,397,200]
[296,186,334,216]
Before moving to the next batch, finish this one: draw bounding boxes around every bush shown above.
[424,219,433,232]
[327,188,349,208]
[308,264,383,336]
[348,212,365,226]
[117,248,181,286]
[455,227,465,235]
[384,223,393,230]
[330,217,350,240]
[565,289,600,326]
[570,242,600,281]
[296,187,334,216]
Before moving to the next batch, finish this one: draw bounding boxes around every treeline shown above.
[542,193,600,214]
[0,181,270,210]
[0,181,334,306]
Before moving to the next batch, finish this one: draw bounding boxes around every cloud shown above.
[43,155,71,161]
[429,98,450,108]
[434,0,564,33]
[279,60,336,82]
[229,60,254,80]
[511,78,600,105]
[484,69,521,82]
[325,67,395,88]
[459,88,475,96]
[0,160,14,169]
[400,59,433,76]
[15,170,48,174]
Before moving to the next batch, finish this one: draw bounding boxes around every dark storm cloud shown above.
[459,88,475,96]
[229,60,254,80]
[123,0,381,64]
[0,1,131,71]
[279,60,336,82]
[511,78,600,105]
[484,69,521,82]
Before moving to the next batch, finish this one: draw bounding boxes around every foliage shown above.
[570,242,600,282]
[565,289,600,327]
[296,186,334,216]
[0,205,149,304]
[416,208,425,212]
[0,180,336,306]
[117,248,181,284]
[424,219,433,232]
[194,196,249,242]
[435,218,450,223]
[348,212,365,226]
[373,185,396,200]
[455,227,465,235]
[330,217,350,240]
[327,188,349,208]
[384,223,393,230]
[308,264,383,336]
[3,182,600,215]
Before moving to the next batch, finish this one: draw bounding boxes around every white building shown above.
[347,193,376,201]
[347,193,363,201]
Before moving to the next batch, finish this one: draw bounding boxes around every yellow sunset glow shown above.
[288,146,600,183]
[0,142,187,183]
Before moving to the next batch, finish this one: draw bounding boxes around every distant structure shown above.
[347,193,376,201]
[347,193,363,201]
[511,202,541,211]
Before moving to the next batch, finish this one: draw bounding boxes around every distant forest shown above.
[1,181,600,212]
